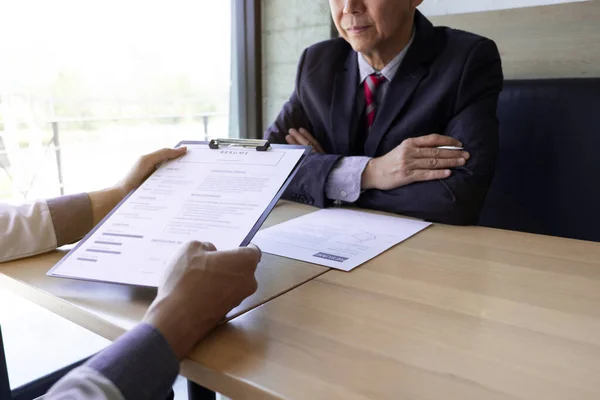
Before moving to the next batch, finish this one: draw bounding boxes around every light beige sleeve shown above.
[0,193,93,263]
[45,366,125,400]
[0,200,57,263]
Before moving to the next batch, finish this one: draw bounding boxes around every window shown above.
[0,0,243,202]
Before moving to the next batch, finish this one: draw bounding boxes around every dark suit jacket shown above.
[264,11,504,225]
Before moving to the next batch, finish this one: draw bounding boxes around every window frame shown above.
[233,0,262,139]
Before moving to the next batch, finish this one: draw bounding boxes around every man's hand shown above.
[88,147,187,225]
[362,134,469,191]
[115,147,188,196]
[286,128,325,153]
[143,241,260,359]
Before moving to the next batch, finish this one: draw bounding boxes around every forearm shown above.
[356,171,491,225]
[87,187,125,226]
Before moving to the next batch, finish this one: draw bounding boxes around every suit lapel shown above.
[364,65,428,155]
[364,11,439,156]
[330,51,359,155]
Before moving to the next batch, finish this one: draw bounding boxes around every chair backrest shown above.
[479,78,600,242]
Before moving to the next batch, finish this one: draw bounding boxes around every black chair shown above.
[1,326,10,400]
[188,381,216,400]
[479,78,600,242]
[0,324,90,400]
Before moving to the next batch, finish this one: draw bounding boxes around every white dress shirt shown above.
[325,29,416,203]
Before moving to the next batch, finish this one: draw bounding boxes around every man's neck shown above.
[362,21,415,70]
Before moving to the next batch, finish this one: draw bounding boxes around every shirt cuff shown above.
[325,156,371,202]
[47,193,93,247]
[86,323,180,400]
[46,366,126,400]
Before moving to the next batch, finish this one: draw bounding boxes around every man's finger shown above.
[413,147,470,160]
[247,243,262,262]
[412,157,466,170]
[198,242,217,252]
[210,247,262,273]
[296,128,317,144]
[121,147,188,193]
[411,169,452,182]
[298,128,325,153]
[289,129,312,146]
[143,147,188,167]
[286,134,300,145]
[187,241,217,252]
[410,134,463,148]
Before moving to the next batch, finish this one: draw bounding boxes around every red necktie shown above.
[364,73,386,128]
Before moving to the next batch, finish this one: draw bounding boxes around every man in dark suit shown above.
[264,0,503,225]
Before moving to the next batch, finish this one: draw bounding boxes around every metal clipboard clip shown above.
[208,138,271,151]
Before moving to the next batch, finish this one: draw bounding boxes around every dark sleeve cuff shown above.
[284,153,343,208]
[86,323,180,400]
[47,193,93,246]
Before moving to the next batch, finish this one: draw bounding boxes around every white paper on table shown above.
[48,144,306,287]
[251,209,431,271]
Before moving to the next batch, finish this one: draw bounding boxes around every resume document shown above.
[48,144,306,287]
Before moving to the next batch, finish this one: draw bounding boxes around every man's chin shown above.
[345,40,374,55]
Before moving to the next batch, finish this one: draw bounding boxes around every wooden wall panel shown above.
[429,0,600,78]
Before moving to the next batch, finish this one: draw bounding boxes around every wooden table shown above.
[4,201,600,399]
[182,204,600,400]
[0,201,327,340]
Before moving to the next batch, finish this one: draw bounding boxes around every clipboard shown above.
[178,139,310,247]
[47,139,311,287]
